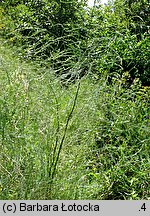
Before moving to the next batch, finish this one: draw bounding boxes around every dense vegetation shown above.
[0,0,150,199]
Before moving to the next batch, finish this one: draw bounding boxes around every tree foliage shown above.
[1,0,149,85]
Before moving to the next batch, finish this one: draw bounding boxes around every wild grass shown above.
[0,39,150,199]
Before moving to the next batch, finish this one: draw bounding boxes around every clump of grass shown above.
[0,40,149,199]
[50,75,149,200]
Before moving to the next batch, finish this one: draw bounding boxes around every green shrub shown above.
[96,33,150,85]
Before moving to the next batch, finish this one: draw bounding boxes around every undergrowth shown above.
[0,40,149,199]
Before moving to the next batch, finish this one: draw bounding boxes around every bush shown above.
[96,33,150,85]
